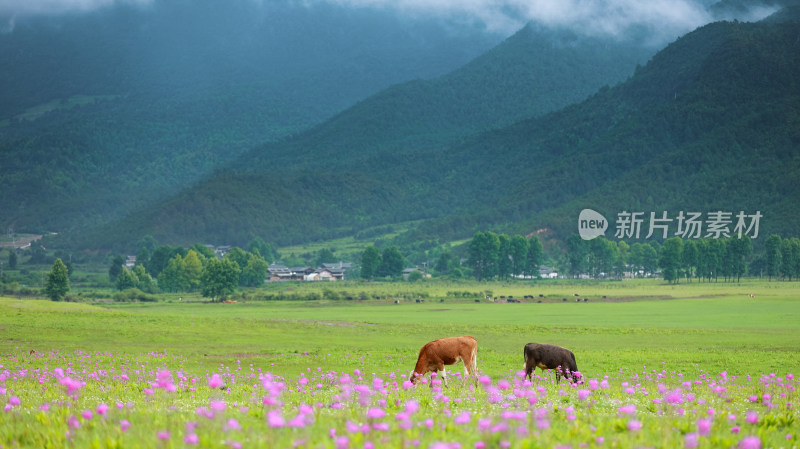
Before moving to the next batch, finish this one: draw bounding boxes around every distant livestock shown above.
[523,342,580,384]
[410,336,478,387]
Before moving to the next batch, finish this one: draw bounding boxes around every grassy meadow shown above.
[0,278,798,447]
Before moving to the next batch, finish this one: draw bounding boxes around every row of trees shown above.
[461,231,799,284]
[764,235,800,281]
[563,235,760,283]
[466,231,543,281]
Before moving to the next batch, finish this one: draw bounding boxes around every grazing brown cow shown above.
[410,336,478,387]
[523,342,579,383]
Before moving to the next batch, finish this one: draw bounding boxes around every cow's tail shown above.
[470,344,478,375]
[523,346,529,371]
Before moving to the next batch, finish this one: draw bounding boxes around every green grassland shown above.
[1,279,798,381]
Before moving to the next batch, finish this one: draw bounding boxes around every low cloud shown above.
[1,0,779,44]
[316,0,763,43]
[0,0,153,17]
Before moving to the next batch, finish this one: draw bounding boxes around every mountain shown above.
[86,24,660,250]
[0,0,501,234]
[87,8,800,251]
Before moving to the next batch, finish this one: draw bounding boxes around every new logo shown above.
[578,209,608,240]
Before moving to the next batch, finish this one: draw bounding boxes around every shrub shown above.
[112,288,157,302]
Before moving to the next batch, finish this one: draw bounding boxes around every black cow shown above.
[523,343,579,383]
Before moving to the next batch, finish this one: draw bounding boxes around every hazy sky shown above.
[0,0,778,43]
[0,0,152,15]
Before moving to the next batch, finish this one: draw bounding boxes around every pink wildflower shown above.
[227,418,241,430]
[210,400,226,412]
[738,436,761,449]
[685,433,699,448]
[366,408,385,419]
[697,418,711,435]
[209,374,224,389]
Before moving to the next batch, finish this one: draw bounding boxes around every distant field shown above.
[1,279,798,377]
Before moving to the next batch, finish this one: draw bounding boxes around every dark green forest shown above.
[81,11,800,253]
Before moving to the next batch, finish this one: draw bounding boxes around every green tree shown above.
[149,245,186,277]
[8,251,17,269]
[247,237,277,263]
[468,231,500,281]
[115,266,139,291]
[360,246,381,280]
[189,243,216,260]
[659,237,683,284]
[792,238,800,282]
[765,234,782,281]
[682,239,698,282]
[184,250,204,290]
[496,234,513,279]
[615,241,630,278]
[316,248,336,267]
[707,238,724,282]
[135,247,151,272]
[108,255,124,282]
[158,254,189,292]
[133,264,156,293]
[589,237,616,278]
[525,235,543,277]
[44,258,70,301]
[136,234,159,253]
[201,258,240,301]
[224,247,249,272]
[730,236,752,282]
[565,234,588,278]
[241,253,269,287]
[433,251,455,276]
[642,243,659,278]
[785,238,800,281]
[377,246,404,278]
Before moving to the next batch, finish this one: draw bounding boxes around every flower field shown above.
[1,348,796,448]
[1,281,799,448]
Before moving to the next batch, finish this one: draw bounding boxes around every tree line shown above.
[561,234,755,283]
[466,231,544,281]
[465,231,800,284]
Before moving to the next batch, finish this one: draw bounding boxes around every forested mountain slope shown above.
[92,10,800,250]
[239,24,656,171]
[0,0,501,234]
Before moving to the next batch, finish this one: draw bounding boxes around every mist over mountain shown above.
[86,7,800,251]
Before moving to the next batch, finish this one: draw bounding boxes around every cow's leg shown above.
[524,360,534,381]
[440,366,449,388]
[555,365,564,383]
